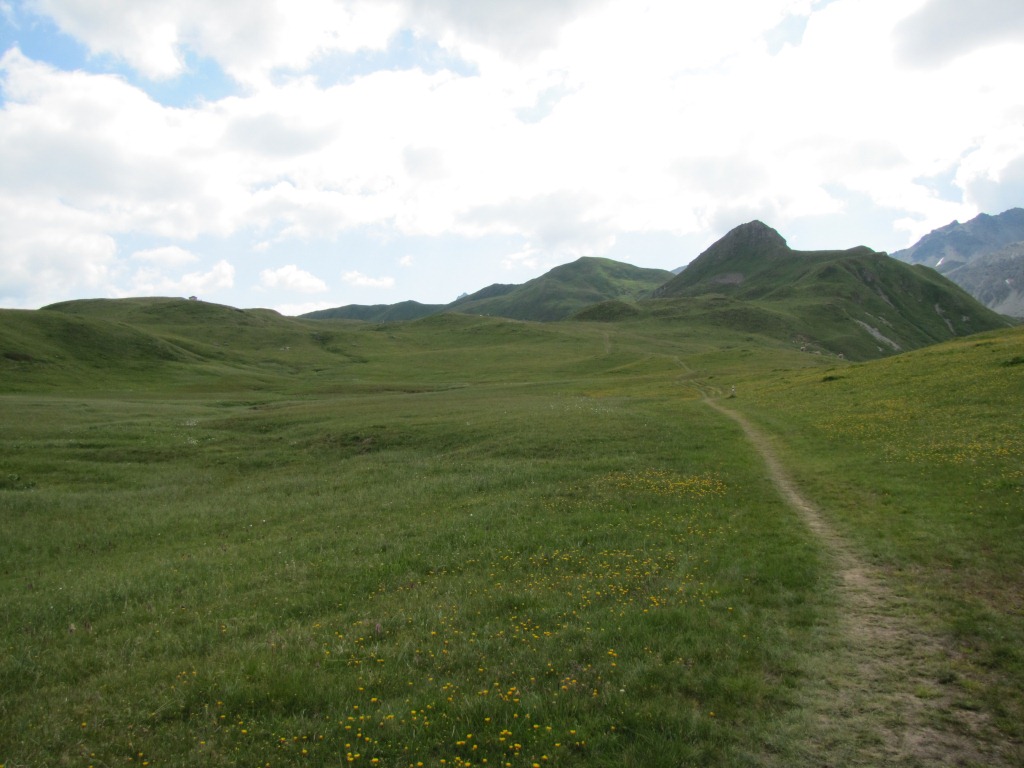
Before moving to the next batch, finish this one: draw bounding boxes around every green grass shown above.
[653,228,1012,360]
[451,257,673,321]
[0,386,824,767]
[1,302,1022,766]
[738,326,1024,741]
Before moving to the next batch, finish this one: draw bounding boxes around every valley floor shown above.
[2,316,1021,767]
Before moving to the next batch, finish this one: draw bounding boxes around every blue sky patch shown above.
[300,28,477,89]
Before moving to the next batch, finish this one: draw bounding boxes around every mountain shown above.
[643,220,1011,359]
[940,243,1024,317]
[300,256,674,323]
[9,223,1013,374]
[890,208,1024,270]
[891,208,1024,317]
[652,220,794,296]
[449,257,673,321]
[302,300,443,322]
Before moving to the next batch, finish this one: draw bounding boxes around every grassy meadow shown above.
[739,327,1024,743]
[1,305,1022,766]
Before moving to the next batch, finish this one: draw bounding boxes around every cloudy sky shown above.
[1,0,1023,314]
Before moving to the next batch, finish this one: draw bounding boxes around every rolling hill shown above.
[295,222,1012,361]
[1,297,369,392]
[300,256,674,323]
[448,256,674,321]
[4,221,1012,385]
[301,300,444,322]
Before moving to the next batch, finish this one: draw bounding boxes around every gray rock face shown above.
[891,208,1024,317]
[891,208,1024,270]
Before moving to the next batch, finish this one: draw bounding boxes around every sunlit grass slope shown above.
[450,257,673,321]
[0,305,834,767]
[737,325,1024,741]
[2,297,1021,765]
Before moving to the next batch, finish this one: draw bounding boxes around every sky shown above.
[1,0,1023,315]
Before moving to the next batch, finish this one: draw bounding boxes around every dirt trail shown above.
[704,398,1008,767]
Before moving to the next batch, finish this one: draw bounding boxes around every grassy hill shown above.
[2,297,375,393]
[301,300,444,322]
[299,257,673,324]
[645,221,1012,360]
[1,296,1022,766]
[298,224,1013,352]
[448,256,673,321]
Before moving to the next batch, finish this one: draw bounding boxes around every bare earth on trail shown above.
[705,399,1015,767]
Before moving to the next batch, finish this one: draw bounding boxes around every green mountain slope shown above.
[300,300,444,322]
[300,257,674,324]
[448,256,673,321]
[644,221,1012,359]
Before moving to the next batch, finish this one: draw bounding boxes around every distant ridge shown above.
[294,220,1012,360]
[6,220,1012,378]
[891,208,1024,317]
[449,257,673,321]
[891,208,1024,270]
[301,256,673,323]
[302,300,443,322]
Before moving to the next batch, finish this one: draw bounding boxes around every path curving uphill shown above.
[705,398,1011,767]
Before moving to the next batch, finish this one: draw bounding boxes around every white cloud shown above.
[462,191,615,256]
[343,271,395,288]
[402,145,447,182]
[260,264,328,293]
[28,0,402,83]
[131,246,199,266]
[956,124,1024,212]
[894,0,1024,67]
[0,193,118,307]
[0,48,246,238]
[501,245,544,272]
[400,0,611,62]
[1,0,1022,309]
[127,259,235,296]
[183,260,235,291]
